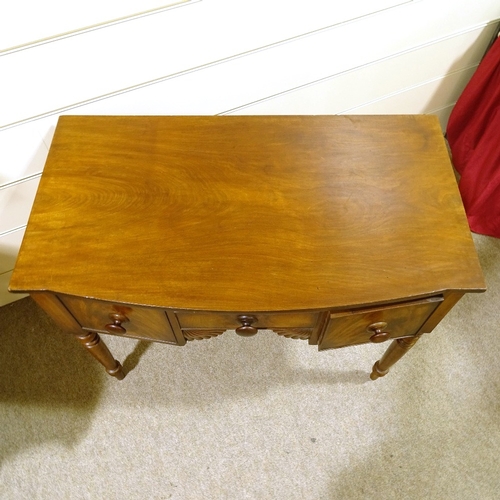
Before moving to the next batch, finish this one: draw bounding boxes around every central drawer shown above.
[174,311,319,330]
[173,310,321,342]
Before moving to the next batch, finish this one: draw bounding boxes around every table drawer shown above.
[319,296,443,350]
[59,295,179,344]
[175,311,319,330]
[174,310,320,341]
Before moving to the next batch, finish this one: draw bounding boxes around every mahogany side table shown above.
[9,115,486,380]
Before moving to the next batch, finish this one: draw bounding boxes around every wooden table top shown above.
[10,115,485,311]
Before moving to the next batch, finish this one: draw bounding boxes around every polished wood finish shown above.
[59,295,178,344]
[235,315,259,337]
[9,115,486,380]
[274,328,312,340]
[183,329,225,341]
[319,297,443,350]
[75,331,125,380]
[370,335,423,381]
[174,311,319,329]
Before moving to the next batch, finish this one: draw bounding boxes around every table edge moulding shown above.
[9,115,486,381]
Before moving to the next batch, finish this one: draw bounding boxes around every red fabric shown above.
[446,36,500,237]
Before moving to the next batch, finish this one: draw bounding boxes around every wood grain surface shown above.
[10,115,485,311]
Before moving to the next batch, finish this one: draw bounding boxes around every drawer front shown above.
[59,295,179,344]
[174,310,320,342]
[319,297,443,350]
[175,311,319,330]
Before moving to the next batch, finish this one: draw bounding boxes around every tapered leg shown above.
[370,334,422,380]
[75,331,125,380]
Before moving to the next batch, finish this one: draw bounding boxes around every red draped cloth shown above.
[446,36,500,237]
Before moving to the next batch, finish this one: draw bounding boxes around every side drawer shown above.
[59,295,179,344]
[318,296,443,350]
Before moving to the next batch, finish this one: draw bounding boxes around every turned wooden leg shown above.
[370,334,422,381]
[75,331,125,380]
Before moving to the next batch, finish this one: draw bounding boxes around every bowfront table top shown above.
[9,115,486,381]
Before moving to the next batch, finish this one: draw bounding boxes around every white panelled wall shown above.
[1,0,499,306]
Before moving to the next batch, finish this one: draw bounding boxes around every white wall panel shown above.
[4,16,496,129]
[0,228,25,274]
[0,1,196,52]
[3,0,499,128]
[227,24,495,116]
[0,177,40,234]
[0,0,407,127]
[341,65,477,114]
[1,0,405,54]
[0,122,48,187]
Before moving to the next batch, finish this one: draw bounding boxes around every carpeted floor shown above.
[1,233,499,499]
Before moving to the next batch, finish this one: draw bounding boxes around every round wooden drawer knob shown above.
[105,312,129,334]
[367,322,390,343]
[235,315,258,336]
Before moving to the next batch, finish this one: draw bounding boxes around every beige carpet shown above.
[1,233,499,499]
